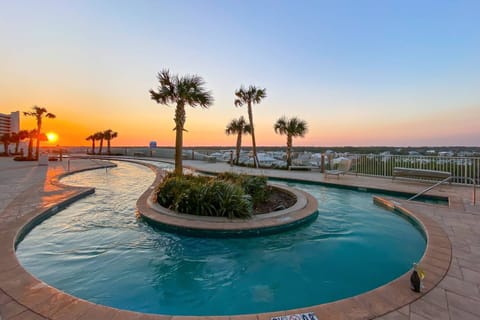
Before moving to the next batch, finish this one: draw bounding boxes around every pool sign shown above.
[271,313,318,320]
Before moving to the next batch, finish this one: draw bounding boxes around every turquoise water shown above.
[16,161,426,316]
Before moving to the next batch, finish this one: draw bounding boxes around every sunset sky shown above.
[1,0,479,147]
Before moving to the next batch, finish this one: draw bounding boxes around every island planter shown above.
[137,179,319,237]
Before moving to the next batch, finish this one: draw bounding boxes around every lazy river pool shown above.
[16,161,426,316]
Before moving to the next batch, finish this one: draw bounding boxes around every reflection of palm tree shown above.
[23,106,56,160]
[86,134,95,154]
[103,129,118,155]
[234,85,266,168]
[27,129,37,159]
[225,116,251,165]
[95,132,105,155]
[150,69,213,175]
[1,133,11,155]
[274,116,308,168]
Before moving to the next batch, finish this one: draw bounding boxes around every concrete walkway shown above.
[0,156,479,319]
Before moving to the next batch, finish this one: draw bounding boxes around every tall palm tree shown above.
[23,106,56,160]
[95,132,105,155]
[234,85,266,168]
[10,130,29,154]
[103,129,118,155]
[1,133,11,155]
[274,116,308,168]
[86,134,96,154]
[150,69,213,175]
[225,116,251,165]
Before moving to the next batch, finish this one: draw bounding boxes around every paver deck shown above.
[0,156,479,320]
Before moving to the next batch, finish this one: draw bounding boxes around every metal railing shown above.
[350,154,480,185]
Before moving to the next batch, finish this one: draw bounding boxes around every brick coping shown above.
[1,159,452,320]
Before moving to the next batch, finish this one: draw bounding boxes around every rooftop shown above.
[0,156,479,319]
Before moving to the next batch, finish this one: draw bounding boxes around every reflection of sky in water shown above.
[17,161,426,316]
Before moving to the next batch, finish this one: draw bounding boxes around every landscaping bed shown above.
[155,172,296,218]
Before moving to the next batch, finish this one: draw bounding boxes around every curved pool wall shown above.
[140,183,320,238]
[12,160,432,314]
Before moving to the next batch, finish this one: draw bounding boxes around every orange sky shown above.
[13,102,479,148]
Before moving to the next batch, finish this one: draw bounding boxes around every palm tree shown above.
[95,132,105,155]
[150,69,213,175]
[234,85,266,168]
[1,133,11,155]
[86,134,96,154]
[27,129,37,159]
[103,129,118,155]
[274,116,308,168]
[10,130,29,154]
[225,116,251,165]
[23,106,56,160]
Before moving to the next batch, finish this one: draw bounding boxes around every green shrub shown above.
[217,172,270,205]
[156,174,253,218]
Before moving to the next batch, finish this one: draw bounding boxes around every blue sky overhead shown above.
[1,0,479,146]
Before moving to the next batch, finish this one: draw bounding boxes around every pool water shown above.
[16,161,426,316]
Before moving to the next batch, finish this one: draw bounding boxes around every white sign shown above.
[271,312,318,320]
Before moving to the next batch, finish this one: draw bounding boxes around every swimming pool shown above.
[16,161,426,316]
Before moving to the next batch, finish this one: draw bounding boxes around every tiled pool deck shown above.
[0,157,479,319]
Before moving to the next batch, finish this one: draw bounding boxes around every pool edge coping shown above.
[1,158,452,320]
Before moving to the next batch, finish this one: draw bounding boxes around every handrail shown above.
[409,176,477,205]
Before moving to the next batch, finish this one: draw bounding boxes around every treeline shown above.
[181,146,480,156]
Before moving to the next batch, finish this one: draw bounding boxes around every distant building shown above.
[0,111,20,135]
[438,151,454,157]
[457,151,474,157]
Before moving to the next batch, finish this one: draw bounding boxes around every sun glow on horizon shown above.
[46,132,58,144]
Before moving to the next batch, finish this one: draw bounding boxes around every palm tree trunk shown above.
[247,103,258,168]
[2,142,8,155]
[15,142,19,154]
[235,132,242,165]
[91,140,95,155]
[286,135,293,168]
[99,139,104,155]
[107,139,111,155]
[174,102,186,176]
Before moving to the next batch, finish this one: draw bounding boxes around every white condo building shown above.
[0,111,21,153]
[0,111,20,135]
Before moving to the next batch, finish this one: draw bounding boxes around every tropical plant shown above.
[94,131,105,155]
[103,129,118,155]
[23,106,56,160]
[234,85,267,168]
[10,130,29,154]
[225,116,251,165]
[274,116,308,168]
[216,172,270,204]
[1,133,11,155]
[156,174,252,218]
[86,134,96,154]
[150,69,214,175]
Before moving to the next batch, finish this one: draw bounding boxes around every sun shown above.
[46,132,58,143]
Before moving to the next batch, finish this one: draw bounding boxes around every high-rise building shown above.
[0,111,21,153]
[0,111,20,135]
